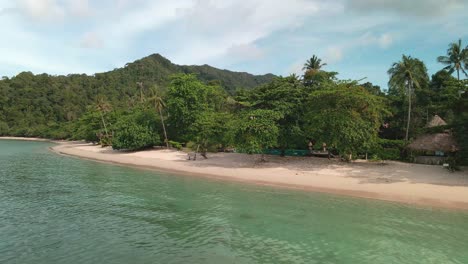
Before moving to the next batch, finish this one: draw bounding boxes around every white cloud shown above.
[318,32,394,64]
[324,47,344,63]
[168,0,335,64]
[356,32,394,49]
[80,32,103,49]
[19,0,65,21]
[68,0,92,17]
[286,60,306,76]
[346,0,464,17]
[6,0,95,22]
[0,0,466,84]
[76,0,335,67]
[225,43,264,61]
[378,33,393,49]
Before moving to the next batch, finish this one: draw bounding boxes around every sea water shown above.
[1,140,467,264]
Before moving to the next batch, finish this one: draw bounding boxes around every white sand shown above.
[52,142,468,210]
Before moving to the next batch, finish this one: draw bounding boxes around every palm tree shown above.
[388,55,428,141]
[136,82,146,103]
[148,86,169,148]
[303,55,327,71]
[437,39,468,80]
[289,73,301,81]
[95,96,112,138]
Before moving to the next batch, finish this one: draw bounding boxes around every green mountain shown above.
[113,54,275,94]
[0,54,275,137]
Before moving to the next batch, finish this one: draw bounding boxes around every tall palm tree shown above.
[136,82,146,103]
[437,39,468,80]
[148,86,169,148]
[95,96,112,138]
[303,55,327,71]
[388,55,428,141]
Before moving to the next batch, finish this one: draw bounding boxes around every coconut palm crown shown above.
[303,55,327,71]
[437,39,468,80]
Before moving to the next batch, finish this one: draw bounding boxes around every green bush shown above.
[369,139,406,160]
[377,139,406,149]
[112,117,160,151]
[168,140,183,150]
[0,121,9,136]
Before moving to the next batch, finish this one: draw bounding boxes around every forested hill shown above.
[0,54,275,137]
[113,54,275,94]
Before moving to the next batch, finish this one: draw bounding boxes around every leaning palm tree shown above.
[136,82,146,103]
[388,55,429,141]
[437,39,468,80]
[95,95,112,140]
[303,55,327,71]
[148,86,169,148]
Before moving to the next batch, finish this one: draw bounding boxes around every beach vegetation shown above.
[437,39,468,81]
[233,109,282,161]
[0,40,467,164]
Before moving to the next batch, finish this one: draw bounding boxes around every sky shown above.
[0,0,467,90]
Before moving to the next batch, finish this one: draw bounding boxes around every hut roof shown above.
[408,133,458,152]
[425,115,447,128]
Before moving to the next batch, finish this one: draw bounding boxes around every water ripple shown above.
[1,140,468,264]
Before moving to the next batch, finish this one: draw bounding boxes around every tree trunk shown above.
[158,107,169,148]
[405,81,412,141]
[99,111,109,137]
[457,69,460,81]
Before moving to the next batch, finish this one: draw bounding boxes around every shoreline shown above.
[50,142,468,211]
[0,136,52,142]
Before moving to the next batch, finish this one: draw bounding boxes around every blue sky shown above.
[0,0,466,90]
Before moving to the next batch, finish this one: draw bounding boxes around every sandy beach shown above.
[49,142,468,210]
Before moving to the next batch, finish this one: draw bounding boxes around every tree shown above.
[361,82,385,96]
[303,55,327,71]
[73,106,103,142]
[191,112,233,158]
[0,54,274,139]
[112,117,160,151]
[166,74,210,141]
[451,80,468,165]
[233,109,282,161]
[95,96,112,139]
[148,85,169,148]
[0,121,9,136]
[236,76,307,153]
[303,70,338,88]
[304,83,389,160]
[437,39,468,80]
[388,55,429,141]
[136,82,146,103]
[166,74,227,142]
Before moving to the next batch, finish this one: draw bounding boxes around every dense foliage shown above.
[0,54,273,138]
[1,39,467,164]
[112,117,160,151]
[305,83,389,158]
[233,109,282,158]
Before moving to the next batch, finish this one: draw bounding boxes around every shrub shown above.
[112,117,160,151]
[168,140,183,150]
[368,139,406,160]
[0,121,9,136]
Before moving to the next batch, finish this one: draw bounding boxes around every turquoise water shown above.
[1,140,468,264]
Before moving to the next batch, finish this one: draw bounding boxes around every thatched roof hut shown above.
[425,115,447,128]
[409,115,457,164]
[407,133,458,152]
